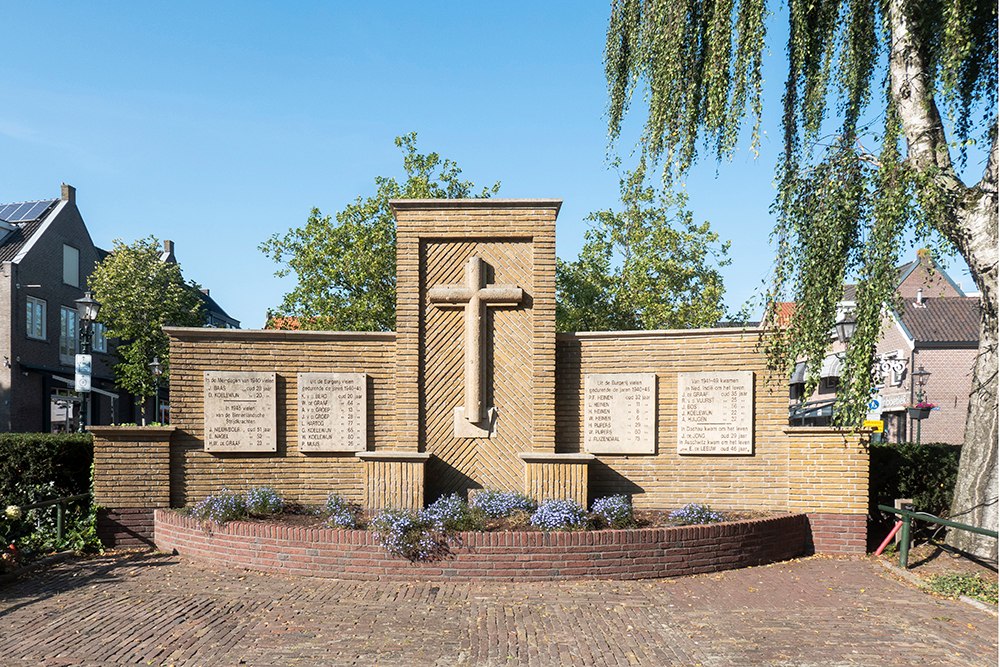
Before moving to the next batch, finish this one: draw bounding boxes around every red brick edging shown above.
[154,510,809,581]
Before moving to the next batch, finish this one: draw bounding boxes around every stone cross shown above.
[428,256,524,427]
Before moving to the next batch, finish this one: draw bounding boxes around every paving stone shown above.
[0,552,994,666]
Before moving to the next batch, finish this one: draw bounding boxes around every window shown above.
[63,245,79,287]
[26,296,46,340]
[93,322,107,353]
[59,307,79,364]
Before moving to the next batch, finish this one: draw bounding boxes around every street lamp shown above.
[910,366,932,444]
[149,356,163,424]
[835,312,857,344]
[74,291,101,432]
[912,366,931,403]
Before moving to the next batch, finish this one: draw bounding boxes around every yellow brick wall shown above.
[555,330,868,514]
[786,427,869,514]
[166,328,397,507]
[91,426,172,508]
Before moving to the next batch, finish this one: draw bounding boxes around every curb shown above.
[0,551,75,586]
[876,557,998,617]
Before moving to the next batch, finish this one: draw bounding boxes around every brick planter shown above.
[155,510,808,582]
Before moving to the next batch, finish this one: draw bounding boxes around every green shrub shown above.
[869,442,961,517]
[0,433,93,504]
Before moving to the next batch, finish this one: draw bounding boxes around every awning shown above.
[51,374,120,400]
[790,361,806,384]
[820,354,842,378]
[789,399,835,419]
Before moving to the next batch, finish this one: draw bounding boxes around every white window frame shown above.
[93,322,108,353]
[63,244,80,287]
[59,306,79,364]
[26,296,47,340]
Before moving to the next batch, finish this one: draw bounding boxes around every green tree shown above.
[557,167,730,332]
[88,236,204,418]
[261,133,500,331]
[606,0,997,557]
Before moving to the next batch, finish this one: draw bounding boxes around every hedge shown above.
[0,433,93,504]
[869,442,961,518]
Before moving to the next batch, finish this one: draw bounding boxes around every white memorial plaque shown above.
[677,371,754,455]
[298,372,367,452]
[584,373,656,454]
[204,371,276,452]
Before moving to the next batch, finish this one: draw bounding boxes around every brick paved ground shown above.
[1,552,995,666]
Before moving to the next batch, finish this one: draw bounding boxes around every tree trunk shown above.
[889,0,999,558]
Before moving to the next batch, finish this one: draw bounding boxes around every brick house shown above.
[0,184,239,432]
[0,184,125,431]
[788,251,980,444]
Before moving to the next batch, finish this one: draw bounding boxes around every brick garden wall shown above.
[165,329,397,507]
[154,509,808,582]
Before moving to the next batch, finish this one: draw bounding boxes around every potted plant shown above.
[906,401,935,420]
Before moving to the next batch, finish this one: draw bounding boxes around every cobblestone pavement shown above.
[1,552,996,666]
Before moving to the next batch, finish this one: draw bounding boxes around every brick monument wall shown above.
[165,328,397,506]
[392,200,559,499]
[555,330,869,553]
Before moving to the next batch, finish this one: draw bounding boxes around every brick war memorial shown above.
[91,199,869,581]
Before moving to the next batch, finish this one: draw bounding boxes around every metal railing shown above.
[19,493,92,544]
[878,504,999,568]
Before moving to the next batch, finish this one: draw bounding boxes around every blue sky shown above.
[0,3,978,327]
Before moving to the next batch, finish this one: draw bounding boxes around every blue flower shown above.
[530,499,587,531]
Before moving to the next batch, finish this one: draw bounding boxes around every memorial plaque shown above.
[298,372,367,452]
[584,373,656,454]
[677,371,753,454]
[204,371,276,452]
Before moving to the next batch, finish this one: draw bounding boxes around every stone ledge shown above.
[390,198,562,213]
[164,327,396,341]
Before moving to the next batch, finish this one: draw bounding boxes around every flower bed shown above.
[154,509,809,582]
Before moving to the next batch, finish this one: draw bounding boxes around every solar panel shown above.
[0,199,56,223]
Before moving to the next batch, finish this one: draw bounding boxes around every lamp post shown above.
[74,291,101,432]
[149,356,163,424]
[910,366,932,444]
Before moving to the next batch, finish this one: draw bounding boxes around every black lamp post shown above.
[74,291,101,432]
[149,356,163,424]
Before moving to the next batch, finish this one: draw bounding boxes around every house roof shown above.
[197,289,239,326]
[841,254,964,302]
[895,297,980,345]
[0,199,59,262]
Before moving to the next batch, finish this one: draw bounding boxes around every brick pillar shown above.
[91,426,173,548]
[786,427,869,554]
[519,452,594,507]
[356,451,430,510]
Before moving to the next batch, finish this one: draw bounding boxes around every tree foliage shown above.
[557,166,730,332]
[606,0,997,554]
[261,133,500,331]
[88,236,204,411]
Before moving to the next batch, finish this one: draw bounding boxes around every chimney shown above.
[60,183,76,204]
[160,239,177,264]
[200,288,210,296]
[915,288,924,306]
